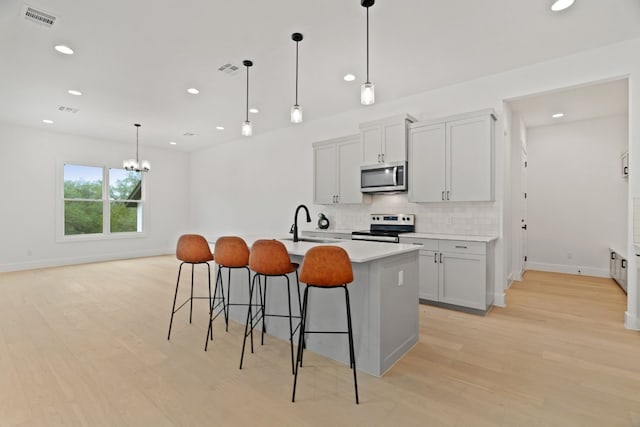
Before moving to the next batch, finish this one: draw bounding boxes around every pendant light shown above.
[361,0,375,105]
[290,32,304,124]
[123,123,150,172]
[242,60,253,136]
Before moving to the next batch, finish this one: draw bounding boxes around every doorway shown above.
[505,78,629,287]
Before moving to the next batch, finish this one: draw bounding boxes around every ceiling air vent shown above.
[183,132,197,137]
[23,6,57,27]
[218,63,241,76]
[57,105,79,114]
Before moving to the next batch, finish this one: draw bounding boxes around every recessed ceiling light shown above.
[54,45,74,55]
[42,119,54,124]
[552,113,564,118]
[187,88,200,95]
[169,141,177,145]
[68,89,82,96]
[344,73,356,82]
[249,108,259,114]
[215,126,225,130]
[551,0,575,12]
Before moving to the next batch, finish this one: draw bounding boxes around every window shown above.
[62,163,144,237]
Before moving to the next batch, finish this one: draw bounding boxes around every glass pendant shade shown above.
[361,82,375,105]
[290,104,303,123]
[242,120,253,136]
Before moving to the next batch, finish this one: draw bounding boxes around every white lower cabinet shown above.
[609,248,627,293]
[401,237,495,313]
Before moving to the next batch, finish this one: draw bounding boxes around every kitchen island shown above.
[210,236,421,377]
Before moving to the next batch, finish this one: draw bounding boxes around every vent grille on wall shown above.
[218,63,241,76]
[183,132,197,137]
[24,6,56,27]
[57,105,79,114]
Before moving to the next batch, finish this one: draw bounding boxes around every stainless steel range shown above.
[351,214,415,243]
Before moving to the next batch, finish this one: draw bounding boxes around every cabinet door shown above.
[313,144,337,204]
[361,126,382,164]
[337,137,364,204]
[408,123,446,202]
[447,115,493,201]
[382,122,407,163]
[419,250,439,301]
[439,252,486,310]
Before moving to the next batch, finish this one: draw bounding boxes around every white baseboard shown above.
[625,311,640,331]
[525,262,609,278]
[493,292,506,307]
[0,248,174,273]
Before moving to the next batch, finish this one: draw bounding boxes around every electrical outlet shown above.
[398,270,404,286]
[567,252,573,260]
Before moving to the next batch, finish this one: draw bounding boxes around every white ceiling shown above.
[508,78,629,129]
[1,0,639,151]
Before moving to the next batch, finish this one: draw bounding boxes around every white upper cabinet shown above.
[409,109,495,202]
[360,114,417,164]
[313,135,371,205]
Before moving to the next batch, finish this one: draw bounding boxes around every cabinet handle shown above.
[622,259,627,269]
[611,252,616,260]
[455,245,467,249]
[434,253,437,263]
[382,153,385,162]
[624,166,629,175]
[441,191,445,201]
[439,253,443,263]
[377,154,381,163]
[446,190,450,200]
[336,195,340,203]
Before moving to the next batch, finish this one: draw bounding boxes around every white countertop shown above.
[209,234,421,263]
[303,229,498,243]
[401,233,498,242]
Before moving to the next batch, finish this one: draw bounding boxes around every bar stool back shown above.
[240,239,303,373]
[205,236,251,350]
[167,234,215,340]
[292,245,359,404]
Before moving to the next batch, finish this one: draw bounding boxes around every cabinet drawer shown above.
[399,237,438,250]
[439,240,486,255]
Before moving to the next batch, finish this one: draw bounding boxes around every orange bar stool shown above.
[167,234,219,340]
[239,239,303,374]
[292,246,359,404]
[205,236,251,351]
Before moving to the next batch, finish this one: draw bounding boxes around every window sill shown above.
[57,232,147,243]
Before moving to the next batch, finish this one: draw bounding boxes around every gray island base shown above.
[209,237,420,377]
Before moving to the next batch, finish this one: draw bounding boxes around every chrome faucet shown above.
[292,204,311,242]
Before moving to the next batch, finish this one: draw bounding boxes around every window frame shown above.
[57,160,148,242]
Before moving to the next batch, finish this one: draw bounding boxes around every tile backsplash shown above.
[316,194,499,236]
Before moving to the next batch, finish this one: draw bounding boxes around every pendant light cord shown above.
[295,40,299,105]
[245,66,250,122]
[136,125,139,162]
[366,5,370,83]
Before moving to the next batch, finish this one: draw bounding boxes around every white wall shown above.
[526,115,628,277]
[0,122,190,271]
[189,37,640,328]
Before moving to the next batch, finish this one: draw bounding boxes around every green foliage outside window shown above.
[63,164,143,236]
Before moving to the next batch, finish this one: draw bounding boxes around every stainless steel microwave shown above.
[360,161,407,193]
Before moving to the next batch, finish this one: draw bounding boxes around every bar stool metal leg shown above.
[344,285,359,403]
[167,262,184,340]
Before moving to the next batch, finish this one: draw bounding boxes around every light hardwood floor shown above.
[1,258,639,426]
